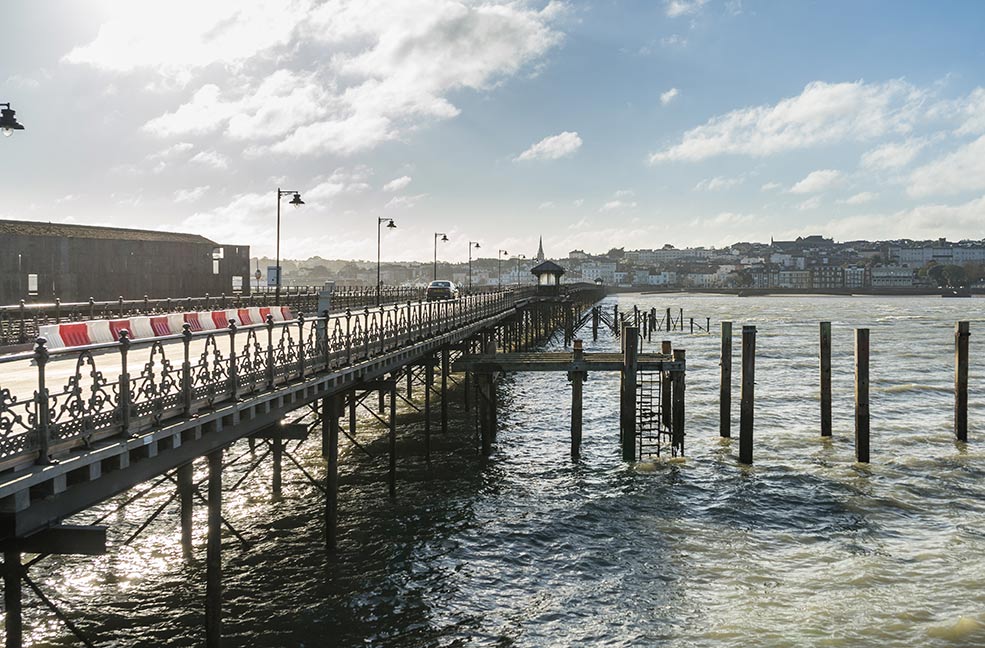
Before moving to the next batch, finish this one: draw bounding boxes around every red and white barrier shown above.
[37,306,295,350]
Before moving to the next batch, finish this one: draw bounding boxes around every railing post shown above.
[88,297,95,322]
[266,314,275,389]
[344,310,353,366]
[362,308,370,359]
[54,297,61,325]
[118,295,124,318]
[34,337,51,464]
[182,324,193,415]
[143,294,150,315]
[18,301,26,344]
[322,310,331,369]
[118,329,132,437]
[297,313,306,379]
[227,320,238,397]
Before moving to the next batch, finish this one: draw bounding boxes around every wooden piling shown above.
[690,317,694,334]
[739,325,756,465]
[820,321,832,437]
[672,349,686,454]
[388,385,396,497]
[592,306,599,341]
[621,326,639,461]
[720,322,732,438]
[324,395,340,553]
[661,340,672,429]
[349,390,357,435]
[4,551,22,648]
[206,449,222,648]
[271,437,283,502]
[440,345,450,434]
[955,321,970,442]
[425,359,433,464]
[178,461,194,561]
[571,339,584,461]
[855,328,870,463]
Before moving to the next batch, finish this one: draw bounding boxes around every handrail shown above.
[0,288,552,471]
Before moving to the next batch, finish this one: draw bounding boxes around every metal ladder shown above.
[637,370,673,459]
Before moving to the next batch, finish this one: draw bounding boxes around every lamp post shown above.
[377,218,396,305]
[514,254,526,288]
[275,188,304,305]
[498,250,509,289]
[433,232,448,281]
[0,103,25,137]
[468,241,481,292]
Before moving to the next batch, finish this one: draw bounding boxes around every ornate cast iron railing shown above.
[0,290,530,471]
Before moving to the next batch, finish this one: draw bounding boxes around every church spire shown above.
[536,236,545,261]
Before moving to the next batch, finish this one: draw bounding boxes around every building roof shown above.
[0,219,218,245]
[530,260,565,276]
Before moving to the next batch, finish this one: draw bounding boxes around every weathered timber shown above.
[324,394,340,553]
[621,326,639,462]
[820,321,832,437]
[178,462,193,562]
[570,339,585,461]
[739,325,756,465]
[0,525,106,555]
[671,349,686,454]
[855,328,870,463]
[4,551,22,648]
[205,449,222,648]
[955,321,970,442]
[452,352,680,373]
[389,382,397,497]
[661,340,672,429]
[720,322,732,438]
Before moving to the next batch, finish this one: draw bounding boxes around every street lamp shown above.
[498,249,509,289]
[275,188,304,305]
[433,232,448,281]
[0,103,25,137]
[514,254,526,288]
[377,218,396,305]
[468,241,481,292]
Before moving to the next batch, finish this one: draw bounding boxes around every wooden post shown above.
[178,461,194,562]
[424,359,433,464]
[378,389,385,414]
[388,382,397,497]
[271,436,283,502]
[349,390,357,435]
[570,339,584,461]
[440,345,449,434]
[855,328,870,463]
[690,317,694,334]
[820,321,832,437]
[621,326,639,461]
[324,395,340,553]
[672,349,686,454]
[955,321,970,442]
[666,307,672,332]
[720,322,732,438]
[4,551,22,648]
[739,325,756,465]
[592,306,599,341]
[661,340,672,429]
[406,364,413,399]
[478,372,492,457]
[206,449,222,648]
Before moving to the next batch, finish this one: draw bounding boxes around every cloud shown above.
[660,88,679,106]
[666,0,708,17]
[79,1,565,157]
[572,198,584,207]
[955,87,985,135]
[789,169,842,194]
[385,193,427,209]
[599,200,637,212]
[538,201,556,210]
[383,176,412,192]
[174,185,210,203]
[514,131,583,161]
[860,139,926,170]
[649,79,927,163]
[760,181,782,191]
[796,196,821,210]
[613,189,635,198]
[189,150,229,169]
[818,194,985,241]
[907,135,985,197]
[661,34,687,47]
[695,175,743,191]
[841,191,878,205]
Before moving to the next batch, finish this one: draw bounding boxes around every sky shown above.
[3,0,985,262]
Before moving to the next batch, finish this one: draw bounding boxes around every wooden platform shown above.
[452,351,682,373]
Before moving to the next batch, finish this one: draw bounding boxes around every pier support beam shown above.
[271,437,283,502]
[661,340,672,429]
[955,321,970,442]
[425,359,433,463]
[720,322,732,438]
[323,395,341,554]
[820,321,832,437]
[206,449,222,648]
[4,551,22,648]
[441,345,450,434]
[855,328,870,463]
[739,325,756,465]
[592,306,599,341]
[388,385,397,498]
[621,326,639,461]
[178,461,194,562]
[672,349,686,454]
[570,340,585,461]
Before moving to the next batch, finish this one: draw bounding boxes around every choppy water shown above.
[24,295,985,647]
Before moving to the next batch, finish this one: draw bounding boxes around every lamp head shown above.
[441,234,448,242]
[387,219,396,229]
[474,242,481,249]
[0,104,24,136]
[290,192,304,208]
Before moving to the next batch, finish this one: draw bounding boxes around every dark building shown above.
[0,220,251,304]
